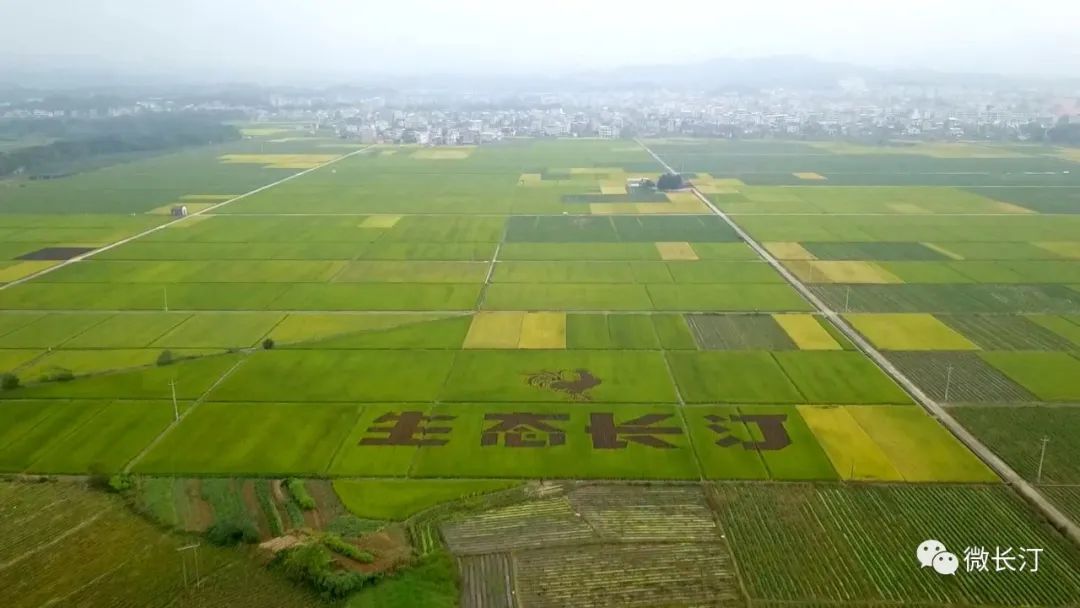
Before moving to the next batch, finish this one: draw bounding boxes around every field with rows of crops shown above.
[0,479,319,608]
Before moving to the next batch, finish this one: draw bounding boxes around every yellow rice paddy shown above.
[772,314,841,350]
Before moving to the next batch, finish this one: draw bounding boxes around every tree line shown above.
[0,115,239,177]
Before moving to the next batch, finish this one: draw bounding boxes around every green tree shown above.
[1,372,19,390]
[657,172,684,190]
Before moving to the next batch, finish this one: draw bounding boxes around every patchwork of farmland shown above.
[2,135,1080,606]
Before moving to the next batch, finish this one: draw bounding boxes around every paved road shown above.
[637,138,1080,545]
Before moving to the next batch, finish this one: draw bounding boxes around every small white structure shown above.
[170,205,189,218]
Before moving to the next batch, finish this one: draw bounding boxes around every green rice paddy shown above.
[2,137,1078,495]
[5,136,1080,607]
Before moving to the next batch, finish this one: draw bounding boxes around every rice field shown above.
[2,136,1080,607]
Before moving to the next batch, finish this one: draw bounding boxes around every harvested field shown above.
[809,283,1080,313]
[566,484,720,541]
[15,246,96,260]
[884,351,1036,403]
[686,313,797,350]
[939,314,1077,350]
[442,497,595,555]
[879,261,980,283]
[513,543,739,608]
[444,484,740,608]
[334,479,518,520]
[458,553,514,608]
[950,406,1080,485]
[1041,486,1080,524]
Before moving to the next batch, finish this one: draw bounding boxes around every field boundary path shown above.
[121,356,248,474]
[637,138,1080,546]
[0,145,373,292]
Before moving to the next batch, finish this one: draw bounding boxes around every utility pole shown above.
[844,286,851,313]
[1036,436,1050,484]
[943,365,954,402]
[163,287,169,312]
[169,379,179,421]
[177,543,200,590]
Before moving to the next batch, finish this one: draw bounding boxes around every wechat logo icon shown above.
[917,539,959,575]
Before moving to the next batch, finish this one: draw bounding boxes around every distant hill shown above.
[2,54,1076,93]
[568,55,1077,91]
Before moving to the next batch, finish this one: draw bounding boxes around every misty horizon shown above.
[2,0,1079,86]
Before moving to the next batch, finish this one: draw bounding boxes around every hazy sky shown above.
[2,0,1078,81]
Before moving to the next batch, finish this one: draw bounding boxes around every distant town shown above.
[2,80,1079,146]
